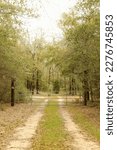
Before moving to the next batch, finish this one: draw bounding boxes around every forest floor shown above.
[0,96,100,150]
[0,103,39,150]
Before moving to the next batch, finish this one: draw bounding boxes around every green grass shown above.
[31,100,69,150]
[67,105,100,142]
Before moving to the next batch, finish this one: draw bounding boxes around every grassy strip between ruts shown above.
[31,100,70,150]
[66,105,100,142]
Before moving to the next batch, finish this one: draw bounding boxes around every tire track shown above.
[58,98,100,150]
[6,99,48,150]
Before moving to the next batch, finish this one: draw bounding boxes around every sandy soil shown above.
[5,99,48,150]
[58,98,100,150]
[0,102,40,150]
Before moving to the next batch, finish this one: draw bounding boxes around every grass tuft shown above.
[31,100,69,150]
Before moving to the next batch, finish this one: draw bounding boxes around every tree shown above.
[58,0,100,105]
[0,0,38,104]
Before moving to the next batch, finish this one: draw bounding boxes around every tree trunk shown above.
[32,73,35,95]
[29,81,32,91]
[11,79,15,106]
[69,77,72,95]
[36,70,39,94]
[26,79,30,90]
[83,70,89,106]
[71,78,76,95]
[84,90,87,106]
[86,91,90,101]
[90,85,94,102]
[48,67,51,85]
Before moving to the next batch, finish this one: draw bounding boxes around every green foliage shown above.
[58,0,100,101]
[0,0,36,103]
[15,80,28,102]
[0,0,100,104]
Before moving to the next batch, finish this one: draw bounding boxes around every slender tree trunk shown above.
[74,78,77,95]
[84,90,87,106]
[26,79,30,90]
[11,79,15,106]
[69,76,76,95]
[71,78,76,95]
[29,81,32,91]
[48,67,51,85]
[32,73,35,95]
[48,67,51,96]
[83,70,89,106]
[32,53,35,95]
[86,91,90,101]
[69,77,72,95]
[71,78,74,95]
[90,86,94,102]
[36,70,39,94]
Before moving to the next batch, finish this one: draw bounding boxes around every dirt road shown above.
[4,96,100,150]
[6,99,48,150]
[58,98,100,150]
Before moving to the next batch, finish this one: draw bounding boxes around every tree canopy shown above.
[0,0,100,106]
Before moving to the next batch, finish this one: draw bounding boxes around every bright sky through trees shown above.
[23,0,77,42]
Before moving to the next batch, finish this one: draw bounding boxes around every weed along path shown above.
[6,99,48,150]
[31,99,70,150]
[58,98,100,150]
